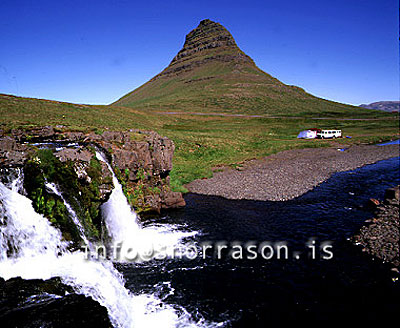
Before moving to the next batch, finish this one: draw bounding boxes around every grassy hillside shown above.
[114,60,364,117]
[1,93,398,192]
[113,19,386,118]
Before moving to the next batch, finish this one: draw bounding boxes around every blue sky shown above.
[0,0,398,106]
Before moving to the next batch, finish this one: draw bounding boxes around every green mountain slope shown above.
[113,19,357,116]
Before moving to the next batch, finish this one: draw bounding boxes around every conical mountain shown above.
[113,19,352,115]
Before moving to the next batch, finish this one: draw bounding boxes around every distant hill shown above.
[359,101,400,112]
[113,19,364,116]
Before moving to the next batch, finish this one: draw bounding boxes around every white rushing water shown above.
[96,151,197,262]
[45,181,91,248]
[0,166,218,328]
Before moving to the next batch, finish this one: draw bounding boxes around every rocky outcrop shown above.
[351,185,399,269]
[0,136,30,166]
[0,277,111,328]
[78,129,186,212]
[159,19,255,78]
[0,127,185,245]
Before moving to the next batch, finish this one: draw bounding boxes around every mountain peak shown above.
[179,19,237,54]
[199,18,214,25]
[162,19,254,77]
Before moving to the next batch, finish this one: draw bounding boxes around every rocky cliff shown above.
[0,126,185,245]
[157,19,255,79]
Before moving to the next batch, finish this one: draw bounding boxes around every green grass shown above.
[156,116,398,189]
[1,93,398,192]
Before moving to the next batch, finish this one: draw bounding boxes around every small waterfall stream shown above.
[96,151,196,262]
[0,160,216,327]
[45,181,91,248]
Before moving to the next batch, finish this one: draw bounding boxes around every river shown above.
[120,156,400,325]
[1,156,399,327]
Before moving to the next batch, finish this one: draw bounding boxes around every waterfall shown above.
[45,181,91,248]
[0,170,217,327]
[0,178,67,261]
[96,151,196,262]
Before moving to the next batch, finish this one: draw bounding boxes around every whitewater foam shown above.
[97,151,197,262]
[0,169,218,327]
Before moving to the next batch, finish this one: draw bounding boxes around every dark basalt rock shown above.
[366,198,380,211]
[160,188,186,208]
[11,125,56,142]
[384,186,400,205]
[0,277,111,328]
[0,136,31,166]
[351,185,400,268]
[0,127,185,216]
[158,19,255,79]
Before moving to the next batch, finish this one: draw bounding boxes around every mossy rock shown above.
[23,149,107,246]
[24,160,82,245]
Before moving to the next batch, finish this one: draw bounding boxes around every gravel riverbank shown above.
[186,144,399,201]
[351,186,399,269]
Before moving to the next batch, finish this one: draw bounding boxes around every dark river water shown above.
[120,156,400,326]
